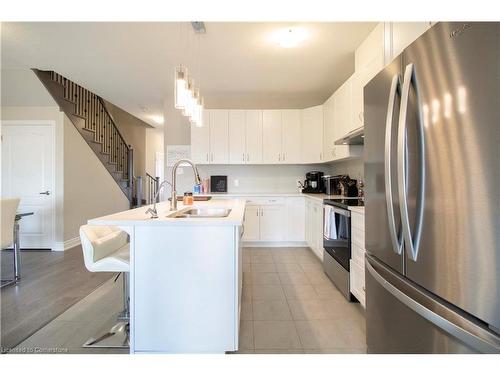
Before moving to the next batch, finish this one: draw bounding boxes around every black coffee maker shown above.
[301,171,325,193]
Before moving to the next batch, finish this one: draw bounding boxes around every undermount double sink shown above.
[168,207,232,219]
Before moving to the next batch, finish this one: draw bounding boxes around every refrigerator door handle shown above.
[384,74,404,255]
[366,257,500,353]
[397,63,426,262]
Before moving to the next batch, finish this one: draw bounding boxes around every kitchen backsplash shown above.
[326,159,364,182]
[171,164,330,194]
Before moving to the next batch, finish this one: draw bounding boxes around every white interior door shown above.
[1,123,55,249]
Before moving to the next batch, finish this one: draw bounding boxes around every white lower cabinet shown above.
[350,259,365,307]
[240,197,288,243]
[286,197,305,241]
[242,205,260,241]
[350,210,366,308]
[305,198,323,260]
[260,205,286,241]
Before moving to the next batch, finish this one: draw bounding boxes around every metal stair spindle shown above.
[32,69,134,205]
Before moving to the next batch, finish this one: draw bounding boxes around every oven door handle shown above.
[324,204,351,217]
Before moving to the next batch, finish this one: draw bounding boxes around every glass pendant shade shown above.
[182,77,194,117]
[174,66,188,110]
[195,96,204,127]
[190,88,200,124]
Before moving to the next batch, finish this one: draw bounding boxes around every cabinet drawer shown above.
[351,212,365,231]
[351,242,365,266]
[352,226,365,249]
[349,259,366,308]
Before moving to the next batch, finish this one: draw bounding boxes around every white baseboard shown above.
[243,241,307,248]
[52,237,81,251]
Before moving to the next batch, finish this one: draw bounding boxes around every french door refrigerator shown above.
[364,22,500,353]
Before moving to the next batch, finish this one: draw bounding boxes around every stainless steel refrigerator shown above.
[364,22,500,353]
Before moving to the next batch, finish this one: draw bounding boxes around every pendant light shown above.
[174,22,205,127]
[174,66,188,110]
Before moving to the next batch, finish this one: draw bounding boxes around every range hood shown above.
[334,126,364,145]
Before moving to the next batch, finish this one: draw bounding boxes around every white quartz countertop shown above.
[349,206,365,214]
[206,192,346,203]
[88,199,246,226]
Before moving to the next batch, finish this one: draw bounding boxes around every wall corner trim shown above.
[53,237,81,252]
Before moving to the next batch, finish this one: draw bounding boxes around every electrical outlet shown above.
[234,179,239,187]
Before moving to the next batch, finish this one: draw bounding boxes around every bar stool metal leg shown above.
[83,273,130,348]
[14,220,21,281]
[1,220,21,288]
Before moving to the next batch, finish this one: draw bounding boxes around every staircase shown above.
[33,69,135,205]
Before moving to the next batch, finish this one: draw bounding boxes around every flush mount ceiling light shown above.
[272,27,307,48]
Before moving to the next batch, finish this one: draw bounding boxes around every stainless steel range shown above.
[322,198,364,301]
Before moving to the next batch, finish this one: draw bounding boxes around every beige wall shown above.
[103,100,150,179]
[163,97,191,195]
[145,127,164,177]
[63,115,129,241]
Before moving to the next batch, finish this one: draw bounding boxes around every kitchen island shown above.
[88,198,246,354]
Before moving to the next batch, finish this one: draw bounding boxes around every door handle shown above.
[384,74,404,255]
[398,63,426,262]
[366,257,500,353]
[39,191,51,195]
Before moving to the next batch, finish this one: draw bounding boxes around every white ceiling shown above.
[1,22,376,126]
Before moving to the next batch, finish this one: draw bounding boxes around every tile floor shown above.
[13,247,366,354]
[237,247,366,354]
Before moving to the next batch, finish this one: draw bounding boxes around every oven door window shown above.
[323,206,351,270]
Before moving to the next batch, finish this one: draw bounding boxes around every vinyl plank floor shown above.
[1,246,114,350]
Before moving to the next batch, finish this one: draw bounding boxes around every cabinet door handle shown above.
[243,153,245,162]
[283,153,286,162]
[211,153,214,162]
[278,153,281,162]
[320,152,323,160]
[206,153,209,162]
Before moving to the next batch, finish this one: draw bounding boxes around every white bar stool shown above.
[1,198,21,288]
[79,225,130,348]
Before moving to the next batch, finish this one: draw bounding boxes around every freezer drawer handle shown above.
[397,63,426,262]
[384,74,404,255]
[366,259,500,353]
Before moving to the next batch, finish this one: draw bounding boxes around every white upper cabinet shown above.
[351,72,364,130]
[262,110,282,163]
[301,105,324,164]
[322,94,335,162]
[334,78,353,138]
[281,109,301,164]
[191,110,210,164]
[355,23,386,88]
[209,110,229,164]
[245,110,263,164]
[228,110,246,164]
[228,110,263,164]
[388,22,432,61]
